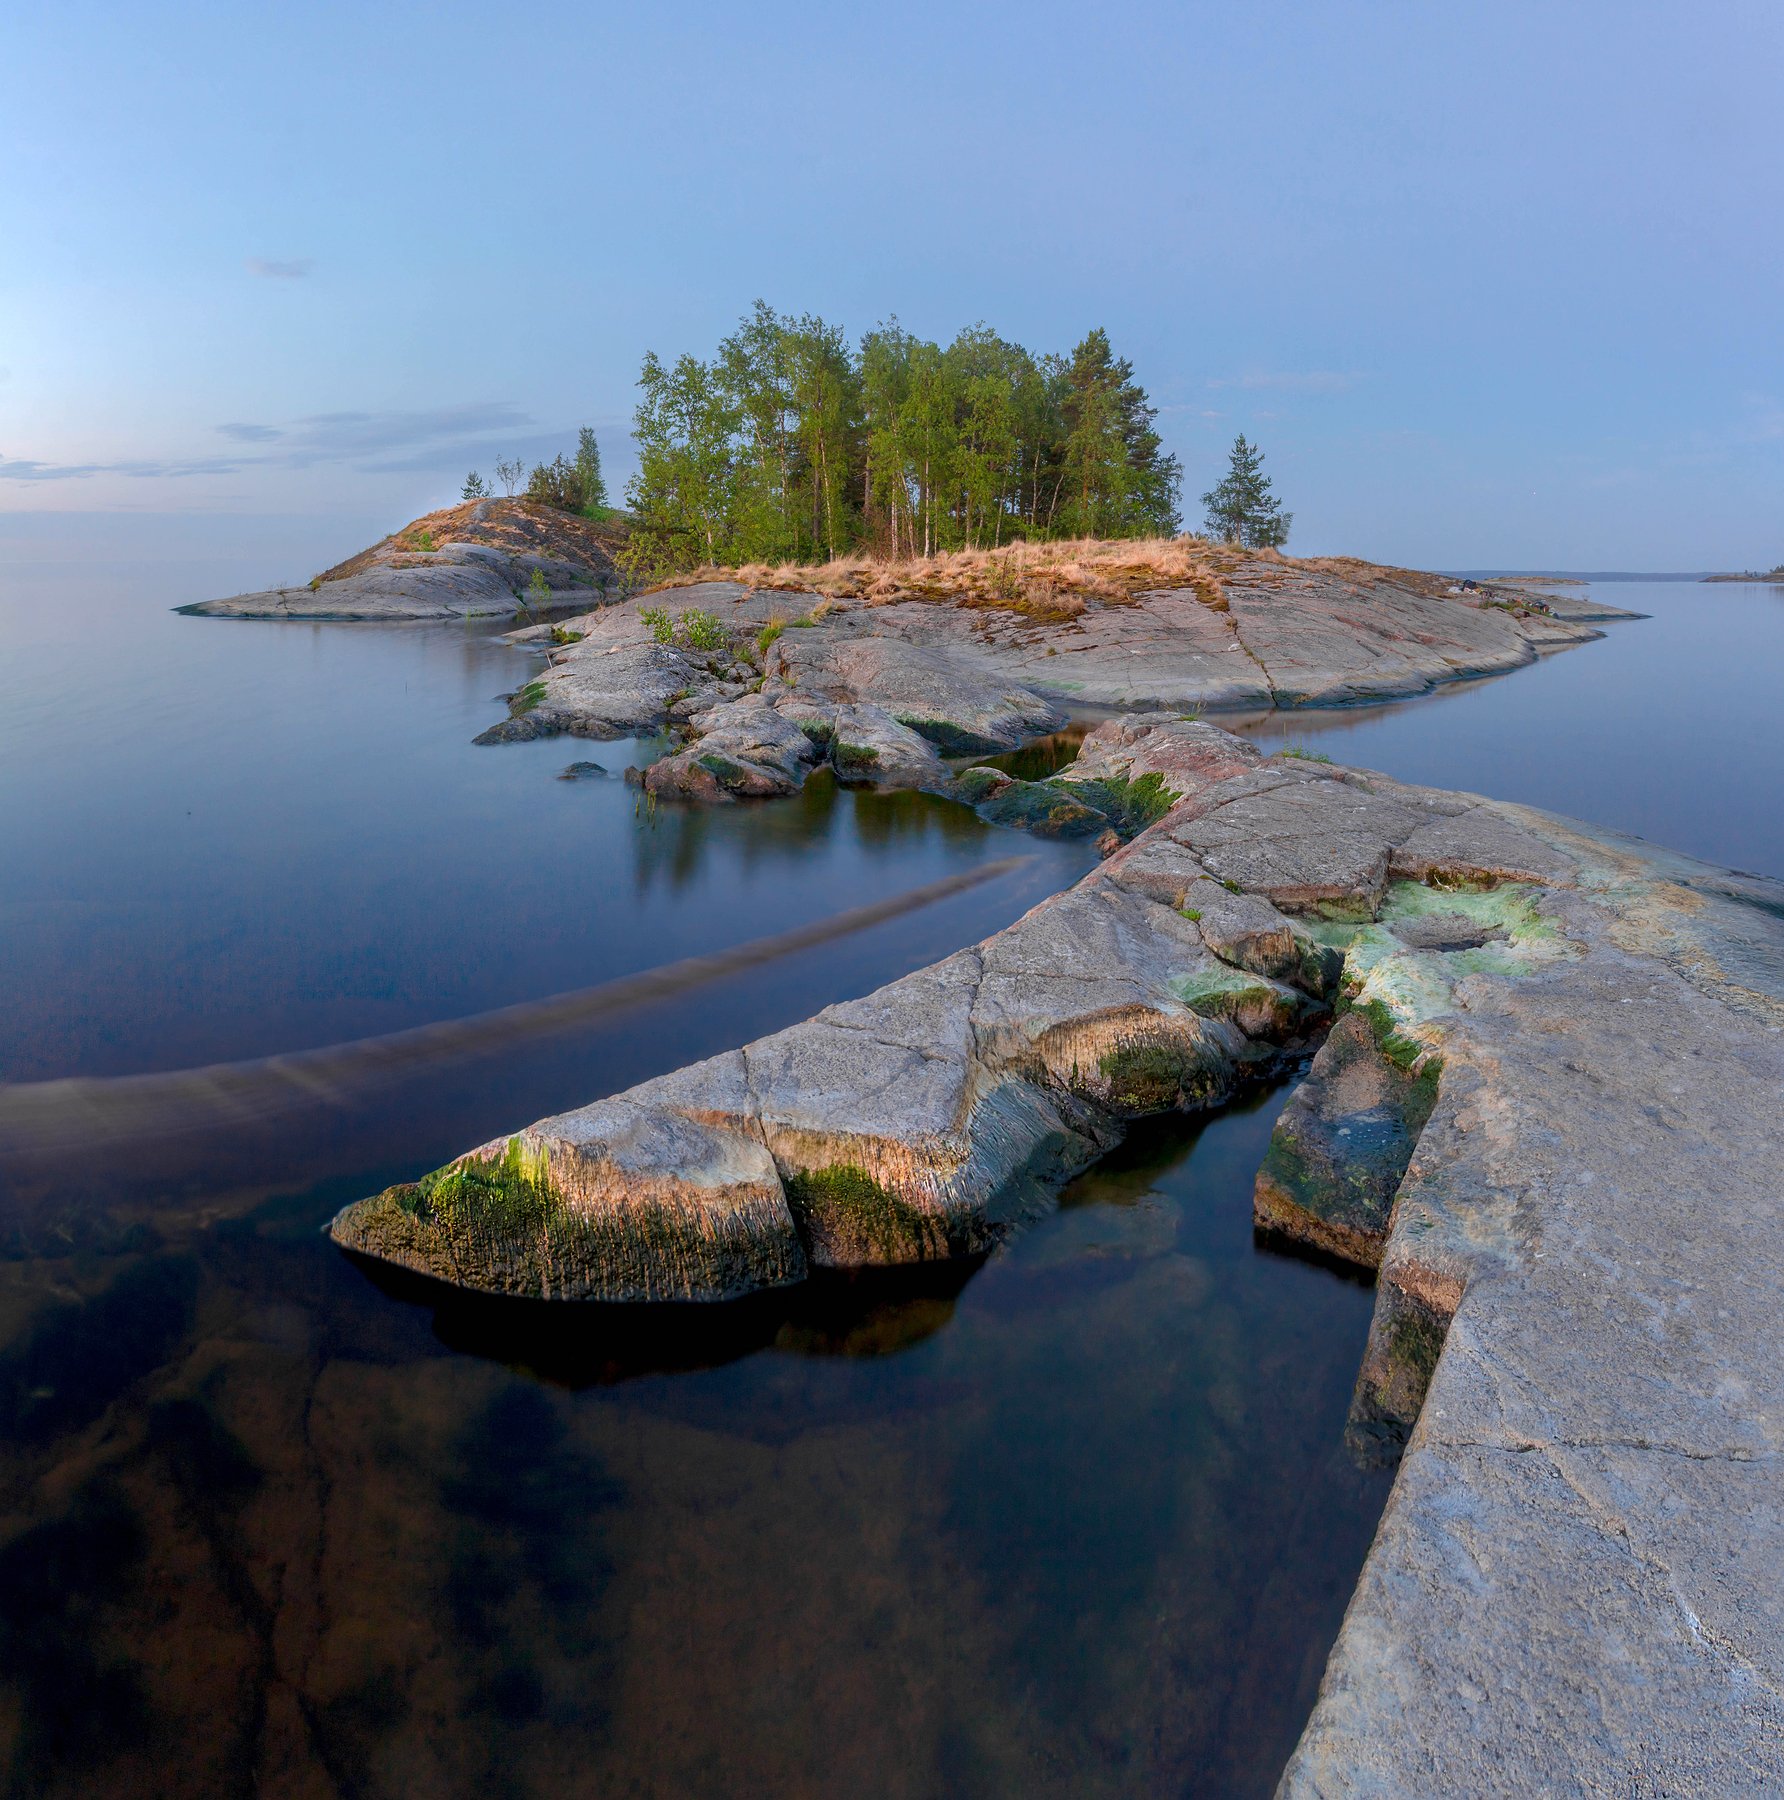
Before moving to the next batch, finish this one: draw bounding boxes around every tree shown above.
[625,350,742,570]
[495,457,523,498]
[1201,434,1291,548]
[575,427,607,511]
[461,471,489,500]
[1056,329,1181,538]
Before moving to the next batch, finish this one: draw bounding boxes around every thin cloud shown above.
[245,257,312,279]
[2,403,540,485]
[1206,370,1365,395]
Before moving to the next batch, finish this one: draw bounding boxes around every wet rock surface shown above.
[330,718,1784,1797]
[1252,1012,1437,1268]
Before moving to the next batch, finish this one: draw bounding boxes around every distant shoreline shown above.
[1453,568,1783,584]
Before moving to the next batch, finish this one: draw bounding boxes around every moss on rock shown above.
[782,1163,950,1265]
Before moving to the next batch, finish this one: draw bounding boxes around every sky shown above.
[1,0,1780,569]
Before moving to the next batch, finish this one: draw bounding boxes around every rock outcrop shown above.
[180,498,622,620]
[466,552,1617,784]
[332,718,1784,1796]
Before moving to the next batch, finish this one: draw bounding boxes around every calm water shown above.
[1235,579,1784,879]
[0,530,1774,1797]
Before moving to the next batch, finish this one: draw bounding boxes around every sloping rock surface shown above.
[332,719,1784,1797]
[182,498,621,619]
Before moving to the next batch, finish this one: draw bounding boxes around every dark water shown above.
[0,535,1765,1797]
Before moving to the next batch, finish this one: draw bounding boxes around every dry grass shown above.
[649,536,1241,616]
[315,498,628,585]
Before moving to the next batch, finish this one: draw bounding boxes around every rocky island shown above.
[178,497,624,620]
[463,532,1639,792]
[331,714,1784,1796]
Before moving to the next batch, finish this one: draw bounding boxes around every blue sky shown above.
[2,0,1779,567]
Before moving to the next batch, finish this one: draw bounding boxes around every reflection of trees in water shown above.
[629,770,990,895]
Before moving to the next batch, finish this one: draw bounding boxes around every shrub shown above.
[756,617,787,655]
[639,606,674,644]
[681,609,727,651]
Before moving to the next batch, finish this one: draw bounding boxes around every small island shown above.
[1703,562,1784,582]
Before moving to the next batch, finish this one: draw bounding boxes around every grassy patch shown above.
[512,680,548,714]
[832,741,881,776]
[549,625,585,645]
[896,716,1002,755]
[756,617,787,654]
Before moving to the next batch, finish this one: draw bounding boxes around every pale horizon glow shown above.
[2,0,1779,569]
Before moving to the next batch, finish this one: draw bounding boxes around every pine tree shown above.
[1201,434,1291,548]
[1057,329,1181,537]
[461,471,489,500]
[574,427,607,511]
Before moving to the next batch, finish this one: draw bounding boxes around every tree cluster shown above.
[464,428,609,515]
[624,303,1183,573]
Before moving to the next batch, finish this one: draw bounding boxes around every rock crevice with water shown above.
[331,715,1784,1797]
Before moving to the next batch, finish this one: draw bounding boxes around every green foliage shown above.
[1282,745,1333,763]
[1202,434,1292,548]
[832,741,881,776]
[1055,327,1181,538]
[548,625,584,645]
[512,680,548,714]
[1095,1040,1213,1112]
[461,471,489,500]
[639,606,674,644]
[625,302,1182,573]
[1066,769,1176,836]
[411,529,436,551]
[574,425,607,509]
[756,617,786,654]
[680,609,727,651]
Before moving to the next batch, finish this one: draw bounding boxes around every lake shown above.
[1,527,1778,1798]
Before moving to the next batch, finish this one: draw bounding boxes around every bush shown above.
[681,610,727,651]
[639,606,674,644]
[526,454,590,513]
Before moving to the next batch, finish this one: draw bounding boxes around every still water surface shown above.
[1,536,1777,1797]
